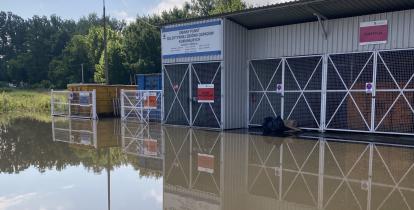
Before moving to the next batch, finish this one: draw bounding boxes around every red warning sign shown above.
[360,20,388,45]
[143,139,158,156]
[197,84,214,103]
[144,93,158,109]
[197,153,214,173]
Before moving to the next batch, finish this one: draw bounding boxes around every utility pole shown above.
[103,0,109,84]
[81,63,84,83]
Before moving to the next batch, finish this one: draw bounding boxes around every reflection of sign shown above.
[198,153,214,173]
[197,84,214,103]
[79,92,90,106]
[143,139,158,156]
[144,93,158,109]
[161,20,222,59]
[276,84,283,94]
[80,133,91,144]
[360,20,388,45]
[366,82,373,93]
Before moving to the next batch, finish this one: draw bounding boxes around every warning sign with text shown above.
[144,93,158,109]
[197,84,214,103]
[360,20,388,45]
[198,153,214,173]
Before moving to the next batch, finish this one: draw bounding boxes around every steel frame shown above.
[248,137,414,209]
[248,59,283,126]
[248,48,414,135]
[120,89,163,124]
[51,89,97,120]
[121,122,164,159]
[162,61,223,129]
[191,63,222,128]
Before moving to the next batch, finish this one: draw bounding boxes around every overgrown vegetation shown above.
[0,0,247,89]
[0,89,50,113]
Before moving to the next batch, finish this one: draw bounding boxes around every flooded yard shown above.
[1,116,414,210]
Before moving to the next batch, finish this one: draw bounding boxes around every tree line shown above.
[0,0,246,89]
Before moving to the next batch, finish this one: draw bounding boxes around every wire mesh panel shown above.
[52,117,97,148]
[51,90,97,119]
[191,129,221,195]
[163,64,190,126]
[325,52,374,132]
[191,62,222,128]
[249,59,283,126]
[375,49,414,134]
[121,122,163,160]
[120,90,162,123]
[284,56,323,129]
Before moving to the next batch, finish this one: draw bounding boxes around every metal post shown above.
[367,143,374,210]
[189,64,193,126]
[68,91,72,118]
[161,66,165,124]
[318,139,325,209]
[120,89,125,120]
[320,55,328,131]
[103,0,109,84]
[81,63,84,83]
[370,52,378,132]
[50,89,54,116]
[281,58,285,119]
[92,89,97,120]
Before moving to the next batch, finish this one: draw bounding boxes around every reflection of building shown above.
[121,122,163,174]
[247,137,414,210]
[163,127,223,210]
[52,117,121,149]
[163,129,414,210]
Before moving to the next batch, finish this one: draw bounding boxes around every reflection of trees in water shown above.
[0,117,162,178]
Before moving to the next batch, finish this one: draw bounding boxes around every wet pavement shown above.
[1,116,414,210]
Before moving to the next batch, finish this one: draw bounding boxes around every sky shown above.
[0,0,287,23]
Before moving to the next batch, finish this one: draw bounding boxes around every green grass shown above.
[0,89,51,113]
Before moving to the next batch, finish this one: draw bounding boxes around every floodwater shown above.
[1,116,414,210]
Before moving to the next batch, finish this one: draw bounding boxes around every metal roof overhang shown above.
[163,0,414,29]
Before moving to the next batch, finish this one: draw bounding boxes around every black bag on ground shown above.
[262,116,290,135]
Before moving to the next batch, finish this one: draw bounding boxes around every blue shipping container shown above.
[136,74,162,90]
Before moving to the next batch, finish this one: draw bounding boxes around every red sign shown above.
[360,20,388,45]
[144,139,158,156]
[198,153,214,173]
[197,84,214,103]
[144,93,158,109]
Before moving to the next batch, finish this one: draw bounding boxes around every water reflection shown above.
[1,115,414,210]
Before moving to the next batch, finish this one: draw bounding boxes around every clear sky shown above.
[0,0,286,22]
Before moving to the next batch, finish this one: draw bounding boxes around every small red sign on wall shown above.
[198,153,214,173]
[360,20,388,45]
[197,84,214,103]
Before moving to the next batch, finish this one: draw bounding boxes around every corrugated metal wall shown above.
[223,19,248,129]
[162,18,223,64]
[247,9,414,60]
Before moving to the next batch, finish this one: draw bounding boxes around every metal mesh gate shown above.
[163,64,190,126]
[375,49,414,134]
[325,52,374,132]
[285,56,323,129]
[191,62,221,128]
[249,59,283,126]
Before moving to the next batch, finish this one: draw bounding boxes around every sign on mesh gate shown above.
[197,84,214,103]
[50,89,97,120]
[120,89,162,123]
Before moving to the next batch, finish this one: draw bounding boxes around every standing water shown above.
[1,115,414,210]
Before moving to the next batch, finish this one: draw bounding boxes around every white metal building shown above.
[161,0,414,135]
